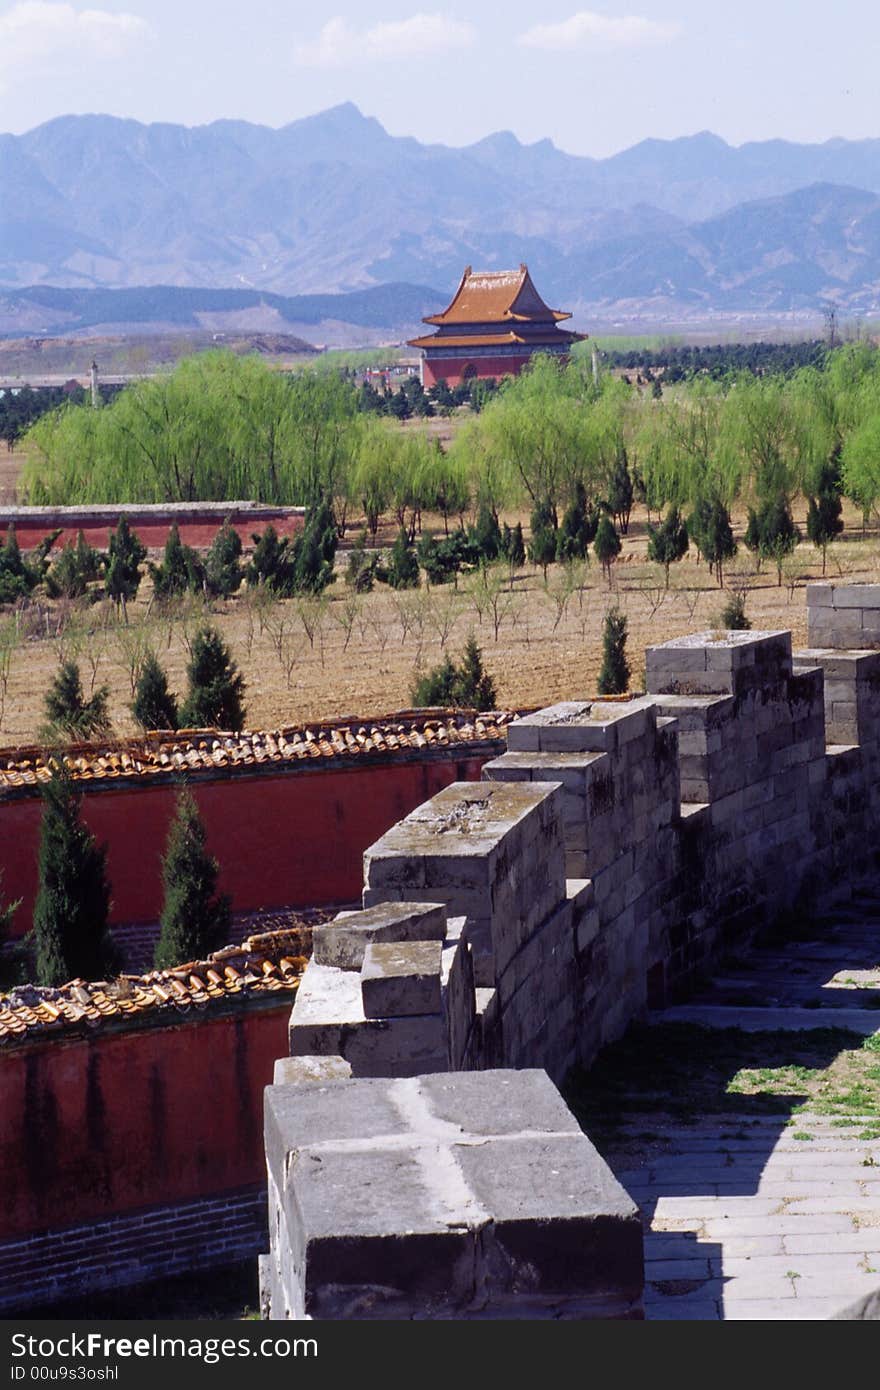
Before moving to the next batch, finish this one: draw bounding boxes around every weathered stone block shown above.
[289,961,446,1077]
[361,940,443,1019]
[314,902,447,970]
[263,1070,643,1320]
[273,1055,352,1086]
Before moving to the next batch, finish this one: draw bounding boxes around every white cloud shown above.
[294,13,476,69]
[0,3,150,85]
[518,10,679,51]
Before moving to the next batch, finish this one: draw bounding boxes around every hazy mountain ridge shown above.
[2,105,880,316]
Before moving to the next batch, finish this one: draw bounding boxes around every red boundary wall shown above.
[1,505,304,552]
[0,1005,288,1241]
[1,751,493,933]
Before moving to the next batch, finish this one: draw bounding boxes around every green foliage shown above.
[527,498,557,578]
[204,522,243,598]
[556,483,596,563]
[22,352,360,509]
[417,529,471,586]
[411,634,497,710]
[597,609,630,695]
[719,591,751,630]
[105,516,146,608]
[387,529,420,590]
[469,503,502,562]
[806,461,844,572]
[647,507,689,586]
[345,530,377,593]
[153,786,231,969]
[149,523,204,599]
[505,521,526,569]
[606,452,634,533]
[745,495,802,584]
[46,530,102,600]
[290,499,338,595]
[0,524,58,603]
[246,523,293,592]
[132,652,178,731]
[593,513,622,585]
[178,626,246,732]
[43,660,111,740]
[688,497,738,586]
[32,763,116,986]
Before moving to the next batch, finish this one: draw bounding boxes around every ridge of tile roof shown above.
[0,708,518,795]
[0,920,314,1048]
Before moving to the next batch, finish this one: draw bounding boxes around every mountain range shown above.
[2,104,880,326]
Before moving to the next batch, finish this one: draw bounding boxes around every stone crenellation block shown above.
[646,630,793,697]
[314,902,447,971]
[360,940,443,1019]
[806,582,880,650]
[261,1070,643,1321]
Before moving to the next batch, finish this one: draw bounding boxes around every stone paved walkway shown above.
[605,894,880,1320]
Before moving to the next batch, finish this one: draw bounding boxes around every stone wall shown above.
[263,585,880,1321]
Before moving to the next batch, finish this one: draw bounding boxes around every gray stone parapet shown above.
[261,1069,643,1320]
[807,582,880,649]
[646,629,793,697]
[362,779,566,985]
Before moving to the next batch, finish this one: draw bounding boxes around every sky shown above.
[0,0,878,157]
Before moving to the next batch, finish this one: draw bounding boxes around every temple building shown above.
[408,263,586,388]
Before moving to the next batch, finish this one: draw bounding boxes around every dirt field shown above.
[1,495,877,751]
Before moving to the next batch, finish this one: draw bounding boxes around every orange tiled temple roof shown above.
[422,264,573,327]
[0,923,312,1048]
[0,709,517,795]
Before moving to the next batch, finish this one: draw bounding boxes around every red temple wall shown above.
[422,354,534,388]
[0,1007,289,1240]
[0,752,492,934]
[8,516,303,552]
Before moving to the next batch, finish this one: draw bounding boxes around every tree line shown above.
[19,342,880,586]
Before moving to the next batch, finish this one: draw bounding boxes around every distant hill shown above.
[0,282,446,342]
[2,105,880,318]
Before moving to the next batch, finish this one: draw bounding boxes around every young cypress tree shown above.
[32,763,115,986]
[387,528,420,589]
[204,521,243,598]
[153,786,231,969]
[647,507,689,587]
[597,608,630,696]
[105,516,146,612]
[606,452,634,533]
[508,521,526,570]
[246,523,294,593]
[556,483,592,563]
[469,503,502,562]
[411,635,497,709]
[178,625,246,731]
[46,530,102,599]
[44,660,111,740]
[132,651,178,730]
[455,634,498,708]
[528,498,557,579]
[594,513,622,587]
[149,523,203,598]
[806,462,844,574]
[292,500,338,594]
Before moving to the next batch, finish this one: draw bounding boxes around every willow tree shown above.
[466,354,593,523]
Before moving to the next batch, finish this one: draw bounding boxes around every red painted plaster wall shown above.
[422,355,532,388]
[11,517,303,552]
[1,753,491,933]
[0,1007,289,1240]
